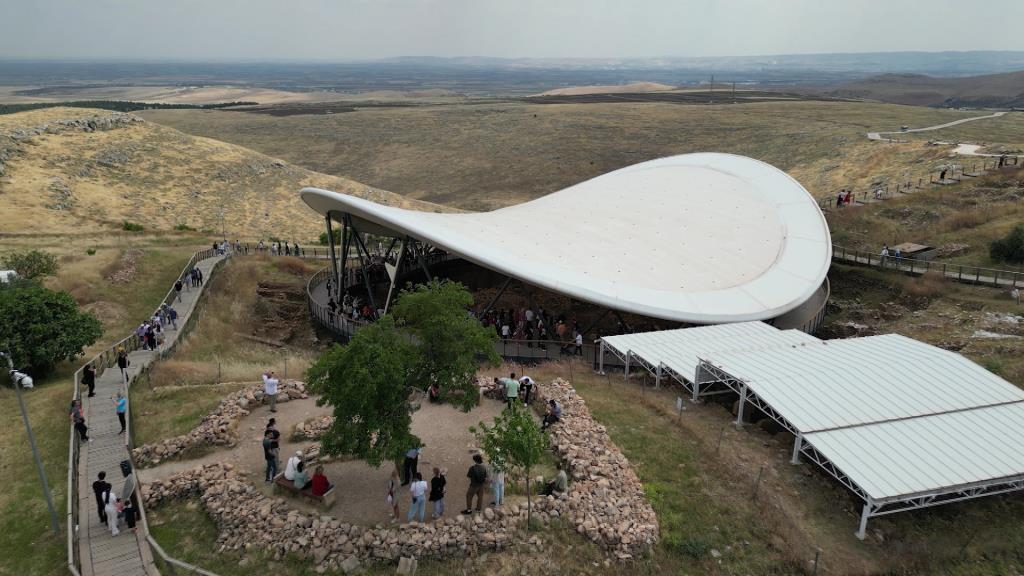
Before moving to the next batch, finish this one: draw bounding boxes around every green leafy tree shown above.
[318,229,342,245]
[471,403,548,529]
[1,249,58,280]
[0,280,102,374]
[305,316,422,467]
[990,225,1024,264]
[391,280,500,411]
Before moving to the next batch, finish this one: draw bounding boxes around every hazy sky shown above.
[2,0,1023,60]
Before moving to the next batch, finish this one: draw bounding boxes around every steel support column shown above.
[480,276,512,318]
[598,341,605,374]
[791,434,803,465]
[325,213,338,299]
[856,503,872,540]
[346,215,379,314]
[735,383,747,427]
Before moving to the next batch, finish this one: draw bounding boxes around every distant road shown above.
[866,111,1007,141]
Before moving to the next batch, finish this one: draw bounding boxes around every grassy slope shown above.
[0,242,194,576]
[133,256,321,447]
[0,107,446,242]
[139,101,1003,211]
[828,169,1024,268]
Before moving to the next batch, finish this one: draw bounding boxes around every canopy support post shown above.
[735,383,747,427]
[790,434,803,465]
[325,213,338,300]
[480,276,512,318]
[598,341,605,374]
[856,502,872,540]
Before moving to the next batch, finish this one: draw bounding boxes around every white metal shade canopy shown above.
[300,153,831,324]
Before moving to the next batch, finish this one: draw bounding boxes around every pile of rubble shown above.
[132,380,308,467]
[532,378,660,559]
[142,378,658,570]
[293,415,334,440]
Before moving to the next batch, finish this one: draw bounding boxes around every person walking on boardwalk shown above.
[92,471,111,525]
[117,347,129,384]
[103,490,120,536]
[115,391,127,434]
[167,305,178,330]
[82,363,96,397]
[174,278,183,302]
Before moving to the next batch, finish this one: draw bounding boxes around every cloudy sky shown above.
[2,0,1022,60]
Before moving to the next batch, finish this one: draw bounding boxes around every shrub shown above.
[173,223,196,232]
[902,270,946,299]
[318,229,342,245]
[0,280,102,374]
[990,225,1024,264]
[1,249,58,279]
[86,248,96,256]
[122,221,144,232]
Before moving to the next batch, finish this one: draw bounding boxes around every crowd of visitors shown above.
[475,307,587,355]
[91,466,141,537]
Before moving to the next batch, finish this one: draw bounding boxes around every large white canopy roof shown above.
[301,153,831,324]
[601,321,819,384]
[697,333,1024,503]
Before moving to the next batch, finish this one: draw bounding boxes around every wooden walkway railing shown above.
[832,244,1024,289]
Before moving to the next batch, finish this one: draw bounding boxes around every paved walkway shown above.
[78,254,223,576]
[866,111,1007,141]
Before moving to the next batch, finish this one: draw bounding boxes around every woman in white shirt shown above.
[407,472,428,523]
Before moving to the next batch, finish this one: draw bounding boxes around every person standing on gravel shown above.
[462,454,488,515]
[263,429,279,482]
[519,375,534,404]
[429,467,446,519]
[263,371,279,412]
[407,472,428,523]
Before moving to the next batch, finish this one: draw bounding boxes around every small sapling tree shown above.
[471,403,547,529]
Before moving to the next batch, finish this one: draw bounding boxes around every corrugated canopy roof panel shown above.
[300,153,832,324]
[602,321,819,382]
[700,333,1024,433]
[805,402,1024,502]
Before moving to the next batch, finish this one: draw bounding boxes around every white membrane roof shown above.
[700,333,1024,433]
[805,402,1024,501]
[601,321,819,382]
[301,153,831,324]
[699,333,1024,502]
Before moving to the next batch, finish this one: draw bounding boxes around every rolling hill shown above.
[0,107,445,241]
[827,70,1024,108]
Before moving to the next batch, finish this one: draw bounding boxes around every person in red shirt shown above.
[311,465,332,497]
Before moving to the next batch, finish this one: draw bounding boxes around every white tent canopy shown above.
[696,333,1024,539]
[301,153,831,325]
[599,321,819,395]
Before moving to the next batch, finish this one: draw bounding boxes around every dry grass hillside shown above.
[829,70,1024,108]
[140,101,1007,211]
[0,107,445,241]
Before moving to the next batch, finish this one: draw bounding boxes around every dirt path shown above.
[139,393,509,525]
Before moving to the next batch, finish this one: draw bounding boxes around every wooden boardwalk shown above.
[78,255,223,576]
[832,249,1024,290]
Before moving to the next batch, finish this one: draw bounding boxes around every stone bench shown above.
[272,473,336,508]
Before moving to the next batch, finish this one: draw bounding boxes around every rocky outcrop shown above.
[142,378,658,569]
[0,112,144,185]
[132,380,308,467]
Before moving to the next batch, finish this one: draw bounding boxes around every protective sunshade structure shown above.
[300,153,832,325]
[695,333,1024,538]
[598,321,819,396]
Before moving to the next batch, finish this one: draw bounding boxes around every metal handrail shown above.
[832,243,1024,288]
[67,246,221,575]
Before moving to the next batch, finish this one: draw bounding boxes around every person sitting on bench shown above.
[311,465,332,497]
[293,461,312,491]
